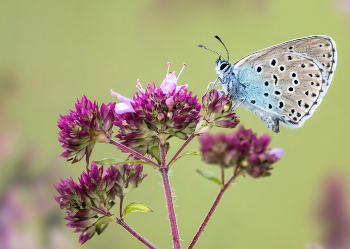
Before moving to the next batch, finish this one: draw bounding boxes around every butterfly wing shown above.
[232,35,337,132]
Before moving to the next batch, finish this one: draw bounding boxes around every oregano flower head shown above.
[110,162,147,197]
[111,63,201,158]
[54,159,148,244]
[54,162,118,244]
[57,96,116,165]
[199,126,283,178]
[195,89,240,134]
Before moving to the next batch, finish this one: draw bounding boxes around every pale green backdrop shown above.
[0,0,350,248]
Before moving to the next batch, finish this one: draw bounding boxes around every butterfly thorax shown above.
[215,58,244,101]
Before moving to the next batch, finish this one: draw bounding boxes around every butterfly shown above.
[198,35,337,133]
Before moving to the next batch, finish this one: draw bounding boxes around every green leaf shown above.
[95,158,157,169]
[95,158,123,165]
[113,160,154,166]
[196,170,222,186]
[149,146,161,164]
[175,132,188,140]
[179,150,201,157]
[93,215,117,226]
[123,202,153,216]
[169,150,201,168]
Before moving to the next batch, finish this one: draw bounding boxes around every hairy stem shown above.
[159,143,181,249]
[109,139,160,168]
[117,217,157,249]
[167,133,196,168]
[188,167,239,249]
[160,143,167,168]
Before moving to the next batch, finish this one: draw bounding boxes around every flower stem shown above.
[109,139,160,168]
[221,167,225,185]
[116,217,157,249]
[119,195,124,218]
[188,167,239,249]
[167,133,196,168]
[88,205,111,217]
[160,168,181,249]
[160,143,167,168]
[159,143,181,249]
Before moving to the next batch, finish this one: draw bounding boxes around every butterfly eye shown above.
[220,63,228,71]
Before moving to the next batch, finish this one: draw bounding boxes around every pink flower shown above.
[160,63,188,93]
[110,90,135,114]
[160,72,177,94]
[269,148,284,159]
[111,62,188,114]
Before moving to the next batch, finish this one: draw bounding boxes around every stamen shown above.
[110,89,125,101]
[167,62,172,74]
[136,79,145,93]
[176,63,186,82]
[110,89,118,96]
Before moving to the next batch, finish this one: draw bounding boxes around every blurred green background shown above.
[1,0,350,248]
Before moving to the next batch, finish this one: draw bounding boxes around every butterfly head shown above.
[215,57,232,74]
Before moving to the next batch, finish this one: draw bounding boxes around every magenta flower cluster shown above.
[199,126,283,178]
[201,89,239,128]
[111,161,147,197]
[58,96,115,165]
[54,161,146,244]
[195,89,239,134]
[54,162,116,244]
[112,68,201,156]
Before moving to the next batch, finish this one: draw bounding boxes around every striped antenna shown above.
[214,36,229,62]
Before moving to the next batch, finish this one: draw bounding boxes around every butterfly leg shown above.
[217,90,225,96]
[233,97,245,112]
[204,77,223,95]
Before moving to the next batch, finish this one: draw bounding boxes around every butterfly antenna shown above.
[197,44,227,61]
[214,36,229,62]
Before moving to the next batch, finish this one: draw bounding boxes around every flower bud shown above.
[194,119,212,135]
[167,111,173,119]
[158,113,165,120]
[166,98,174,111]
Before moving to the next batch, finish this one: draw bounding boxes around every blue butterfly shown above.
[199,35,337,133]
